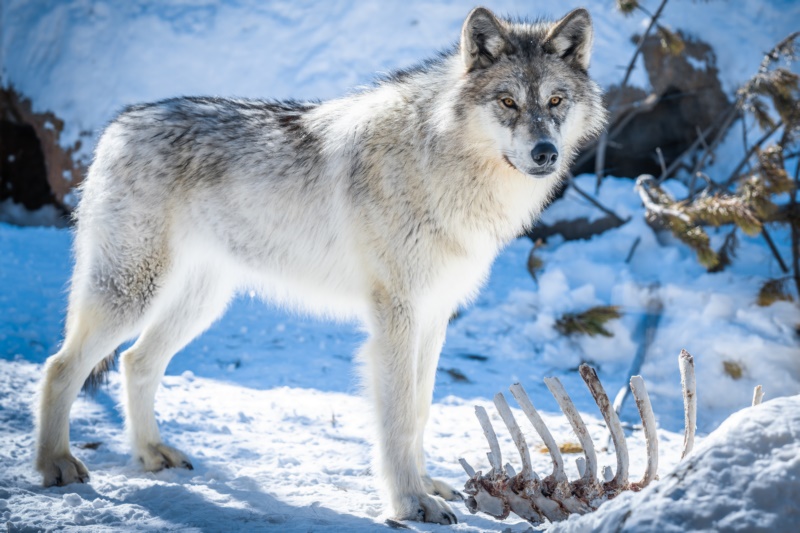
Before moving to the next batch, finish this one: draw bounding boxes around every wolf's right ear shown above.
[460,7,512,71]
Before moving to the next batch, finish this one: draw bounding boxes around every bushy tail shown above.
[81,348,119,395]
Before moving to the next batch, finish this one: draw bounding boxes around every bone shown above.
[752,385,764,406]
[629,376,658,489]
[475,406,503,473]
[576,457,586,478]
[493,392,534,479]
[463,358,710,525]
[459,458,476,478]
[579,364,629,489]
[544,377,598,483]
[508,383,567,483]
[679,350,696,460]
[505,463,517,478]
[471,489,508,519]
[504,490,545,524]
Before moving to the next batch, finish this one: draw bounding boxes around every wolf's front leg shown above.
[363,292,457,525]
[416,318,463,502]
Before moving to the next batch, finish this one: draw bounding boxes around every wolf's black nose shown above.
[531,142,558,167]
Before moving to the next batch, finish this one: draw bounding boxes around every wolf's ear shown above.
[544,8,593,71]
[460,7,512,71]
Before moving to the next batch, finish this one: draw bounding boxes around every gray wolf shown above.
[36,6,604,524]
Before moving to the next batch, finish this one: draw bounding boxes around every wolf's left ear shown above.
[544,8,593,71]
[461,7,512,71]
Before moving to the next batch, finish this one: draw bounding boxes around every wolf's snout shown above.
[531,142,558,167]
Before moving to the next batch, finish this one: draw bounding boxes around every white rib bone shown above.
[469,487,508,519]
[459,458,476,478]
[463,360,709,525]
[679,350,696,460]
[475,406,503,473]
[492,393,570,522]
[544,377,598,483]
[510,383,593,514]
[505,463,517,477]
[579,364,629,489]
[507,384,566,482]
[752,385,764,406]
[629,376,658,489]
[493,393,534,479]
[576,457,586,478]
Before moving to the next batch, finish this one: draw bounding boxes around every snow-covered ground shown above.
[2,0,800,531]
[2,174,798,530]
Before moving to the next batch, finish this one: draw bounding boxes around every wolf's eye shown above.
[549,96,563,107]
[500,97,517,109]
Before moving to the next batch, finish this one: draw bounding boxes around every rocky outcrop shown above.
[573,31,733,178]
[0,87,84,214]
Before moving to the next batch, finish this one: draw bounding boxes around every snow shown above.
[0,198,67,228]
[2,0,798,163]
[2,0,800,531]
[552,395,800,533]
[1,173,798,529]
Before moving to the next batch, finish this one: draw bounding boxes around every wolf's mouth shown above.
[526,167,555,177]
[502,155,555,178]
[502,155,519,172]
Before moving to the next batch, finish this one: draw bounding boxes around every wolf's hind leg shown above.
[36,305,139,487]
[121,268,232,472]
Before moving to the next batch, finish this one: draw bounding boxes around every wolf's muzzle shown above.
[531,142,558,169]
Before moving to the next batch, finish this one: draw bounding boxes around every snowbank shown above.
[553,394,800,533]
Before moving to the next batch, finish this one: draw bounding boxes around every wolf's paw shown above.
[422,474,464,501]
[137,443,193,472]
[39,453,90,487]
[394,493,458,525]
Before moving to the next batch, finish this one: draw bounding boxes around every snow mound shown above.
[553,395,800,533]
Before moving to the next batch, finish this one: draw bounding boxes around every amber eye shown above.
[500,97,517,109]
[549,96,563,107]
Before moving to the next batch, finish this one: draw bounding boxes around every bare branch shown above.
[762,225,790,274]
[596,0,669,187]
[656,147,667,176]
[724,120,784,186]
[635,175,692,222]
[568,174,629,224]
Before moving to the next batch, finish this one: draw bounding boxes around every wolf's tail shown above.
[81,348,120,395]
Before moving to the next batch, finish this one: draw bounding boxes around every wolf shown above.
[35,6,604,524]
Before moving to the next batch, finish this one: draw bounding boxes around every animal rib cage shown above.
[458,350,700,525]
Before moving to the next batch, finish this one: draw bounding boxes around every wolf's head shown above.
[458,7,606,177]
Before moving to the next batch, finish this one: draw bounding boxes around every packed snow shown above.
[2,0,800,531]
[552,395,800,533]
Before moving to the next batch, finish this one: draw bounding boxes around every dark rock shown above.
[574,31,734,178]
